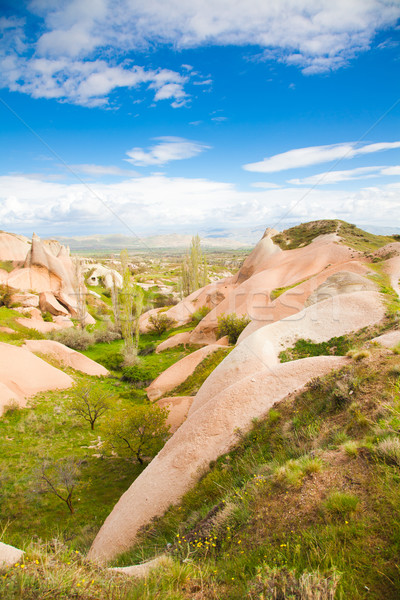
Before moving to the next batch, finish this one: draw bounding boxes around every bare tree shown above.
[70,382,112,430]
[39,458,82,514]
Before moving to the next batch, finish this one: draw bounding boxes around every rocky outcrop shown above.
[156,331,193,353]
[0,232,30,262]
[39,291,70,316]
[304,271,376,307]
[156,396,194,432]
[88,355,346,564]
[146,344,224,401]
[89,284,385,563]
[0,541,24,567]
[22,340,109,376]
[0,342,73,416]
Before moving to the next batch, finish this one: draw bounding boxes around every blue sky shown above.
[0,0,400,237]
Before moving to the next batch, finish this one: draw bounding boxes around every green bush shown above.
[121,363,158,385]
[48,327,94,350]
[138,343,156,356]
[191,305,211,324]
[0,284,13,308]
[103,404,170,464]
[97,350,124,371]
[93,324,121,344]
[216,313,250,344]
[148,313,177,335]
[42,311,53,322]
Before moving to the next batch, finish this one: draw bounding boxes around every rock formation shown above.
[0,342,74,416]
[88,226,396,564]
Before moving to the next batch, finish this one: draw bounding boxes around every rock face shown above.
[0,232,30,262]
[304,271,376,307]
[156,396,194,433]
[84,264,123,288]
[89,284,385,563]
[39,291,70,316]
[22,340,109,377]
[156,331,192,353]
[0,541,24,567]
[146,344,224,401]
[0,231,87,322]
[0,342,74,416]
[189,290,384,417]
[88,355,347,564]
[140,230,366,346]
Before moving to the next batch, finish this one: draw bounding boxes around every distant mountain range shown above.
[58,222,400,253]
[58,230,263,251]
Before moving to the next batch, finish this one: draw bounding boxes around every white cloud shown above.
[289,166,384,185]
[382,166,400,175]
[69,164,139,177]
[1,1,399,106]
[243,141,400,173]
[1,172,400,236]
[125,137,210,166]
[251,182,282,189]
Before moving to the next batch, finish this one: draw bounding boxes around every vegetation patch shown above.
[169,347,232,397]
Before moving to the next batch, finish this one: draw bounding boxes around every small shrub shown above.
[389,365,400,378]
[148,313,177,335]
[42,311,53,322]
[248,566,340,600]
[99,350,124,371]
[191,305,211,324]
[376,436,400,466]
[347,348,371,361]
[392,343,400,355]
[216,313,250,344]
[48,327,94,350]
[322,491,360,518]
[93,324,121,344]
[273,455,322,488]
[139,343,156,356]
[0,284,13,308]
[122,363,158,385]
[342,440,359,456]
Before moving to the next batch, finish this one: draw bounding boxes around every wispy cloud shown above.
[69,164,139,177]
[1,1,399,107]
[243,141,400,173]
[125,137,210,166]
[289,166,384,185]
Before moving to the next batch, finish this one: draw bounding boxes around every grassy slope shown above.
[2,349,400,599]
[114,349,400,600]
[272,219,396,252]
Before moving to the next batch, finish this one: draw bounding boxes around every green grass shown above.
[272,220,338,249]
[0,260,14,273]
[0,307,45,344]
[0,372,150,551]
[270,279,307,301]
[272,219,396,253]
[167,347,232,397]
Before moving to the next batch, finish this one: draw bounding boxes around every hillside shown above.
[1,220,400,599]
